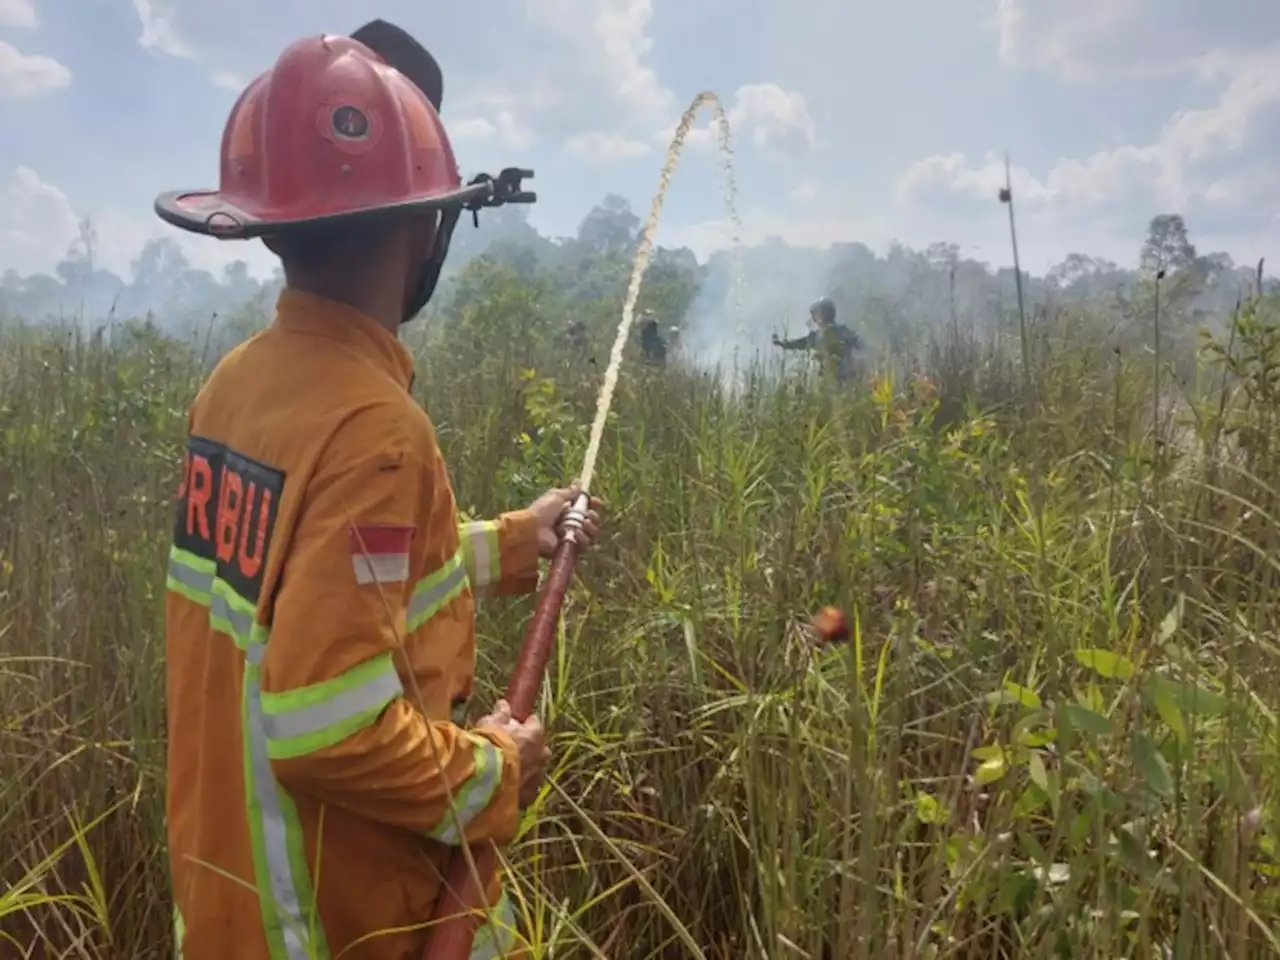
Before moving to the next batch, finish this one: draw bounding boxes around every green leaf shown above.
[1151,683,1187,743]
[975,755,1008,785]
[972,744,1005,762]
[1003,681,1042,709]
[1019,727,1057,748]
[1012,785,1048,818]
[1148,674,1230,719]
[915,792,942,824]
[1132,732,1173,798]
[1028,751,1049,790]
[1062,703,1112,738]
[1074,648,1135,680]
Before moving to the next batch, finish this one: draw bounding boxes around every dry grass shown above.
[1,294,1278,959]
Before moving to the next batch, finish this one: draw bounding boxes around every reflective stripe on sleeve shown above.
[425,735,504,845]
[407,548,468,631]
[260,653,404,760]
[459,521,501,591]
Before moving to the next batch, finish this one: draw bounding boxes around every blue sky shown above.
[1,0,1277,280]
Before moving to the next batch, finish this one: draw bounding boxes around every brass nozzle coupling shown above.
[559,492,591,544]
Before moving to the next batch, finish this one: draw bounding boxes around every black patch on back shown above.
[173,435,285,605]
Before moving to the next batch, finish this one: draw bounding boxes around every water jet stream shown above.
[423,91,741,960]
[579,90,741,490]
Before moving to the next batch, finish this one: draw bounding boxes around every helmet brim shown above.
[154,182,488,239]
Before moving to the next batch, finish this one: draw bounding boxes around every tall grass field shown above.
[2,283,1278,958]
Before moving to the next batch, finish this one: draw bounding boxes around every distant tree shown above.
[577,194,640,255]
[131,238,191,290]
[1140,214,1197,276]
[925,242,960,270]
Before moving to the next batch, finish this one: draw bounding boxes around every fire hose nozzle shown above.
[559,491,591,543]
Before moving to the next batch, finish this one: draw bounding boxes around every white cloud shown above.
[133,0,195,59]
[993,0,1280,82]
[790,179,821,203]
[526,0,672,121]
[0,0,36,28]
[658,83,816,157]
[442,101,533,150]
[452,118,497,141]
[564,132,652,163]
[994,0,1142,81]
[898,47,1280,224]
[0,39,71,99]
[493,109,533,150]
[732,84,816,152]
[1163,51,1280,161]
[0,167,79,277]
[210,70,247,91]
[129,0,254,91]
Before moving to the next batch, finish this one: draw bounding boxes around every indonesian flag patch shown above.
[348,524,414,585]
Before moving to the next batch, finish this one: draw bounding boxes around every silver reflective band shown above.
[260,669,402,744]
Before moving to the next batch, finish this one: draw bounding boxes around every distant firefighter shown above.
[564,319,588,351]
[772,296,863,383]
[638,312,667,366]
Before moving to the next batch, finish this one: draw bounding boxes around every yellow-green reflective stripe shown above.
[468,892,519,960]
[427,736,503,845]
[244,644,330,960]
[167,547,265,649]
[407,549,468,631]
[211,579,257,649]
[460,521,501,589]
[168,546,327,957]
[261,653,403,759]
[173,904,185,960]
[167,547,213,604]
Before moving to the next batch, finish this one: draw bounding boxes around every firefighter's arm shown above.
[774,330,817,350]
[457,511,540,598]
[263,410,521,845]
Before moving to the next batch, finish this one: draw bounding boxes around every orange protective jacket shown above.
[165,288,540,960]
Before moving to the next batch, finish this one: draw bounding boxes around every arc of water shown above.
[578,91,742,489]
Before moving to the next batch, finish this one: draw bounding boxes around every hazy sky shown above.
[1,0,1276,280]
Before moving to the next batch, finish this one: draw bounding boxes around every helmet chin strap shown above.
[401,206,462,324]
[399,168,536,323]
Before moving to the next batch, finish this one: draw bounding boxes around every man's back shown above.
[167,289,529,960]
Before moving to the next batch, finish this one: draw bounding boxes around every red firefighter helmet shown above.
[155,30,470,238]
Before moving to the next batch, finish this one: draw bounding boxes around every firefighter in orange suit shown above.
[154,22,603,960]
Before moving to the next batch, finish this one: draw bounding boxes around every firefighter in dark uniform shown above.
[638,311,667,366]
[772,296,863,383]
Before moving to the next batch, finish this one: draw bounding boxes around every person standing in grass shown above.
[772,295,864,384]
[638,311,668,366]
[155,24,602,960]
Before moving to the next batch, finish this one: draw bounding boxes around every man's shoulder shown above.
[192,337,435,472]
[323,395,437,469]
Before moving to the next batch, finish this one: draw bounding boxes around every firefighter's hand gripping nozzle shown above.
[557,491,591,545]
[464,167,536,227]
